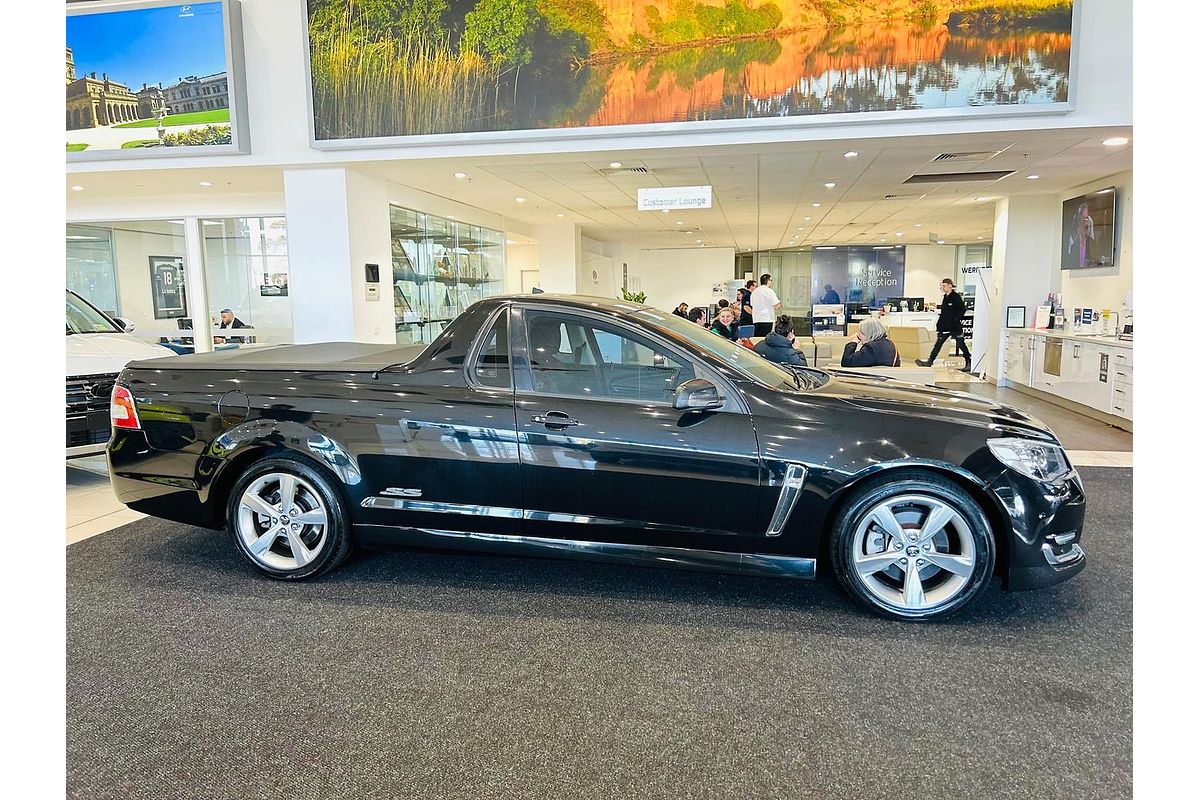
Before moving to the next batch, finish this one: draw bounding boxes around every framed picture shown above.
[1006,306,1027,329]
[148,256,187,318]
[67,0,250,161]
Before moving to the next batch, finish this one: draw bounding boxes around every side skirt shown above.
[355,524,817,580]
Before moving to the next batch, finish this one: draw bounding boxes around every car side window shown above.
[524,311,694,403]
[473,309,511,390]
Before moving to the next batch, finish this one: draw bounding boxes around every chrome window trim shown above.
[765,463,808,537]
[464,303,514,393]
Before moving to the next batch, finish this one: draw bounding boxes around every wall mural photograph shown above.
[66,1,233,154]
[307,0,1074,141]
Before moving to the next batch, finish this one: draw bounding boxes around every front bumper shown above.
[989,469,1087,591]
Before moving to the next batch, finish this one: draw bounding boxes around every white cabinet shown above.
[1002,332,1033,387]
[1111,350,1133,419]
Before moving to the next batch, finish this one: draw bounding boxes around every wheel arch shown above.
[202,421,363,528]
[817,460,1011,576]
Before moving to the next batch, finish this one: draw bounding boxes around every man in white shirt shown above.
[749,273,782,337]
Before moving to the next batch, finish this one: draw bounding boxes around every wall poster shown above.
[306,1,1077,143]
[149,256,187,319]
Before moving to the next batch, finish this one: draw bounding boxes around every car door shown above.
[356,306,523,535]
[513,305,761,546]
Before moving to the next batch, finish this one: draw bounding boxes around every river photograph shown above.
[306,0,1074,140]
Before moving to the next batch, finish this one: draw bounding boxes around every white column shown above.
[985,195,1062,377]
[283,167,394,343]
[182,217,213,353]
[532,222,582,294]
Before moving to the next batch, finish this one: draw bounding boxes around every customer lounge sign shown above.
[637,186,713,212]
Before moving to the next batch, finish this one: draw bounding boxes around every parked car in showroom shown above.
[67,289,173,458]
[106,295,1085,621]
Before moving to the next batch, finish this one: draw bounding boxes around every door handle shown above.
[532,411,581,429]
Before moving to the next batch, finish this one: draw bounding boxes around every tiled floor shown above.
[66,457,143,544]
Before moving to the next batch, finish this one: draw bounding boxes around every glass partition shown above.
[64,220,189,344]
[200,216,292,346]
[391,205,505,345]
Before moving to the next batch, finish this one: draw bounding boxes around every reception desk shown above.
[1000,329,1132,430]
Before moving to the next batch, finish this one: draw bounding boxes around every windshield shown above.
[633,307,828,390]
[66,291,120,335]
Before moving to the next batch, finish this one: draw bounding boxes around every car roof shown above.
[486,293,652,314]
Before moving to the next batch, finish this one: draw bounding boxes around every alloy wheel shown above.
[235,472,329,572]
[850,493,977,614]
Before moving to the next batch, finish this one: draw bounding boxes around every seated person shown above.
[687,307,708,326]
[841,318,900,367]
[710,307,739,341]
[752,316,808,367]
[672,302,690,318]
[214,308,250,344]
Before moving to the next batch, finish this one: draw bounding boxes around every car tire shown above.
[829,471,995,622]
[225,456,351,580]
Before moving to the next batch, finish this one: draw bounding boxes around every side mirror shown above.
[114,317,135,333]
[674,378,724,411]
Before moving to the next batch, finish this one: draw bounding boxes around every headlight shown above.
[987,438,1073,482]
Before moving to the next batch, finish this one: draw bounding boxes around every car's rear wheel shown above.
[830,472,995,621]
[226,457,351,580]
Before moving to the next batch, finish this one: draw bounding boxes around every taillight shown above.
[110,385,141,430]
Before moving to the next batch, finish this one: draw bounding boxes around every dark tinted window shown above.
[473,310,511,389]
[525,311,694,402]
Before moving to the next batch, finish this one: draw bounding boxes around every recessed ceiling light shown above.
[685,230,693,234]
[70,185,83,191]
[914,223,922,228]
[936,240,946,245]
[977,235,985,239]
[556,212,565,218]
[844,151,858,158]
[824,182,836,188]
[975,196,988,202]
[804,216,812,221]
[515,196,526,203]
[695,239,702,243]
[661,209,670,214]
[880,238,887,242]
[453,172,467,179]
[609,161,622,168]
[895,232,903,236]
[1103,136,1129,146]
[1026,174,1040,180]
[199,181,213,187]
[675,220,683,225]
[796,227,804,231]
[812,203,821,207]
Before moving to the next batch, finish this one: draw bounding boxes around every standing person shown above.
[749,273,781,337]
[738,280,757,329]
[820,284,841,304]
[916,279,972,372]
[710,306,738,340]
[672,302,690,318]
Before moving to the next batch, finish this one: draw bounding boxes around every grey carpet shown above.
[67,467,1131,800]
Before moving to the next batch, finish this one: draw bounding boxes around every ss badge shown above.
[381,487,423,498]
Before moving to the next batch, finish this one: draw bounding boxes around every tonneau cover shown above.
[126,342,426,372]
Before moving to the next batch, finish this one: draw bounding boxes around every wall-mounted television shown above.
[1060,186,1117,269]
[66,0,249,161]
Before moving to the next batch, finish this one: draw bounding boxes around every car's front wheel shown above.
[830,471,996,621]
[226,457,351,580]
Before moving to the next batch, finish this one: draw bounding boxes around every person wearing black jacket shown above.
[737,280,756,328]
[841,318,899,367]
[916,279,972,372]
[752,316,808,366]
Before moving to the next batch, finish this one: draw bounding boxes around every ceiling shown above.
[67,126,1132,251]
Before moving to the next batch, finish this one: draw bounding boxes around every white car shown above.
[66,290,175,458]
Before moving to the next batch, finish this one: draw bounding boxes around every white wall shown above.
[1058,170,1133,315]
[505,244,539,293]
[632,248,736,312]
[532,223,582,293]
[111,223,187,341]
[903,244,957,301]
